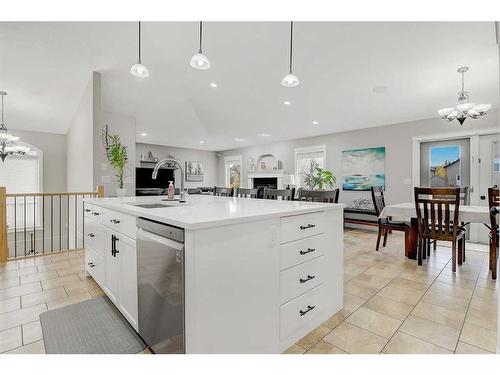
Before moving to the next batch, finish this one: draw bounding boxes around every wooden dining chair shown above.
[263,188,295,201]
[213,186,233,197]
[488,187,499,280]
[297,188,340,203]
[414,187,465,272]
[235,188,258,198]
[370,186,411,252]
[429,186,470,252]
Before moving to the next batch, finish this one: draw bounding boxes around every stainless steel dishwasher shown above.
[136,217,185,354]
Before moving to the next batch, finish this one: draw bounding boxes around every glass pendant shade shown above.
[281,72,300,87]
[130,62,150,78]
[190,52,210,70]
[456,102,475,112]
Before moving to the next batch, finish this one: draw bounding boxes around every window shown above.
[0,148,42,230]
[224,155,242,189]
[295,145,326,188]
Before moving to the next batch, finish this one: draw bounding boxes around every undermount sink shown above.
[130,200,187,209]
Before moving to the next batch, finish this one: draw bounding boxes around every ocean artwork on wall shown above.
[342,147,385,191]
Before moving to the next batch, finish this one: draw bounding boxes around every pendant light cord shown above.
[138,21,142,63]
[289,21,294,73]
[199,21,203,53]
[461,70,465,93]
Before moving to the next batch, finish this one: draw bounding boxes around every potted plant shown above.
[107,134,128,197]
[302,160,336,190]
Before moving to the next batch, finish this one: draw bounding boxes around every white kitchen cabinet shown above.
[104,228,120,305]
[116,233,138,329]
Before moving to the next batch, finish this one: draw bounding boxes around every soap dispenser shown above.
[167,181,174,200]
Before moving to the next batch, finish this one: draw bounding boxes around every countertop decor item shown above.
[438,67,491,125]
[106,131,128,197]
[302,160,336,190]
[0,91,30,162]
[190,21,210,70]
[342,147,385,191]
[130,21,150,78]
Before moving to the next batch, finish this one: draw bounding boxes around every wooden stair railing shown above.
[0,185,104,262]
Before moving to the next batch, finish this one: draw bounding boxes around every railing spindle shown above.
[51,195,53,253]
[14,196,17,258]
[33,195,36,255]
[42,196,45,254]
[23,195,26,256]
[59,194,62,252]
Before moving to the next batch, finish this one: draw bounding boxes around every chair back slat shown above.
[213,186,233,197]
[489,187,500,235]
[263,188,295,201]
[297,188,339,203]
[414,187,461,241]
[370,186,386,216]
[235,188,258,198]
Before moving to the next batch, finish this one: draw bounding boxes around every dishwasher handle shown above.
[137,228,185,251]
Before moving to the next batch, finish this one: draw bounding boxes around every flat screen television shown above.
[135,167,174,189]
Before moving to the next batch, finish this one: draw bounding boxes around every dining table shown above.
[379,202,490,259]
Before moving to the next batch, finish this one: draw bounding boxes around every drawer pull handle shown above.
[299,248,316,255]
[110,219,121,224]
[87,262,95,268]
[92,212,100,216]
[87,233,95,238]
[299,224,316,230]
[300,275,316,284]
[300,305,316,316]
[85,209,91,213]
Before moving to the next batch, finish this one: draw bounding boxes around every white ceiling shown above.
[0,22,498,151]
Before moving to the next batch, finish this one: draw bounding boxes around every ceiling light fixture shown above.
[312,121,319,125]
[210,82,217,88]
[199,140,205,144]
[283,101,291,106]
[281,21,299,88]
[438,67,491,125]
[190,21,210,70]
[140,132,147,137]
[260,133,271,137]
[130,21,150,78]
[0,91,30,162]
[235,138,245,142]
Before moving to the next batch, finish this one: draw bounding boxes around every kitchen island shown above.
[83,194,344,353]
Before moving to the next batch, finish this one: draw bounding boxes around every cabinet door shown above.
[117,233,138,330]
[104,230,120,304]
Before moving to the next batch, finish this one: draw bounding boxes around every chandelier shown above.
[438,67,491,125]
[0,91,30,162]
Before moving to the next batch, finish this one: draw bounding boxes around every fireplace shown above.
[252,177,278,189]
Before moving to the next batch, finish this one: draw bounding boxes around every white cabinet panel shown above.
[104,229,120,305]
[102,209,136,239]
[280,256,325,304]
[280,211,325,244]
[280,234,325,270]
[117,233,138,330]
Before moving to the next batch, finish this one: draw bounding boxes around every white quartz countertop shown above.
[84,195,345,230]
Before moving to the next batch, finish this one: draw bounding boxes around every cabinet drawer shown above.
[102,209,136,239]
[280,211,325,244]
[280,256,325,304]
[85,247,104,286]
[280,234,325,270]
[84,219,105,257]
[280,284,325,339]
[84,204,103,222]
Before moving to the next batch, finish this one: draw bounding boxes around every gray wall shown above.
[8,129,67,192]
[66,72,96,192]
[218,112,498,205]
[136,143,218,188]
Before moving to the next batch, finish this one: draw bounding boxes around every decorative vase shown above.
[116,188,127,197]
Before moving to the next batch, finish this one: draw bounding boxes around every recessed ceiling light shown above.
[210,82,217,88]
[373,86,388,93]
[199,140,205,144]
[235,138,245,142]
[284,101,291,106]
[312,121,319,125]
[140,132,147,136]
[260,133,271,137]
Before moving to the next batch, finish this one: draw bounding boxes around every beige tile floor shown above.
[285,229,499,354]
[0,229,498,354]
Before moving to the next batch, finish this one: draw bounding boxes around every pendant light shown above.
[0,91,30,162]
[281,21,299,88]
[130,21,150,78]
[190,21,210,70]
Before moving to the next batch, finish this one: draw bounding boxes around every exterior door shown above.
[472,133,500,244]
[420,139,470,188]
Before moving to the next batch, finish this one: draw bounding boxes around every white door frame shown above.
[224,155,243,188]
[411,128,499,205]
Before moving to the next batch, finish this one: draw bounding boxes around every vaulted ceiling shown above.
[0,22,498,151]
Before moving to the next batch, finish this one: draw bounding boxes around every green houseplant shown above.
[107,134,128,197]
[302,159,336,190]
